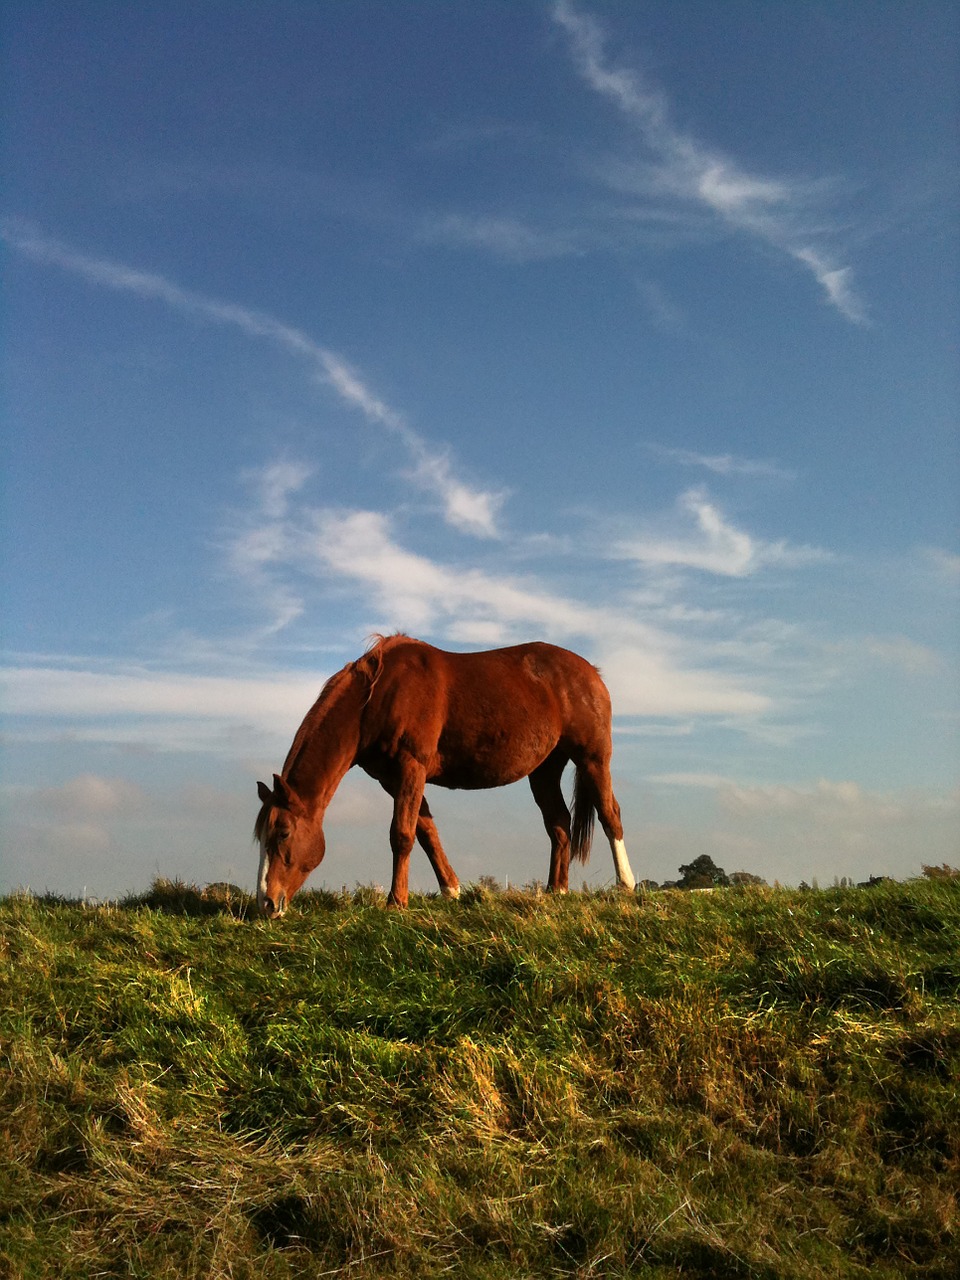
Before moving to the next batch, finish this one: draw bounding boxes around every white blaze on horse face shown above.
[257,838,271,911]
[612,838,636,891]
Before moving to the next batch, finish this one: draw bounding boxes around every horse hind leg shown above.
[576,755,636,892]
[414,796,460,900]
[529,753,573,893]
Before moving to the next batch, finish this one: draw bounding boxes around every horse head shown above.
[254,774,326,918]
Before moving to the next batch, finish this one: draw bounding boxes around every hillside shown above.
[2,879,958,1279]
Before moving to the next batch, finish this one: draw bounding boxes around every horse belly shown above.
[432,706,558,790]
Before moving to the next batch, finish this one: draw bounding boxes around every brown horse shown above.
[254,635,635,915]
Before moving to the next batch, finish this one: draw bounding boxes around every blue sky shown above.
[2,0,957,897]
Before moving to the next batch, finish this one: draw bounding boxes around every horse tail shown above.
[570,765,597,864]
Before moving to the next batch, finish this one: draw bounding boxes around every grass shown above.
[1,877,958,1278]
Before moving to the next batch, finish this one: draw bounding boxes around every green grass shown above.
[1,878,958,1278]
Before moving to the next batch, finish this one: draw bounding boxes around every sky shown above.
[2,0,958,899]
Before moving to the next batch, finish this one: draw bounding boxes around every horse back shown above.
[356,638,611,788]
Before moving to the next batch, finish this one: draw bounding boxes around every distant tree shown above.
[729,870,767,887]
[922,863,960,880]
[677,855,729,890]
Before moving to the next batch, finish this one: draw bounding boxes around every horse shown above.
[254,635,636,915]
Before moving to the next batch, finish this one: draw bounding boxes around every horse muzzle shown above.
[258,891,287,919]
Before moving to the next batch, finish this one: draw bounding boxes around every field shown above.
[1,877,958,1279]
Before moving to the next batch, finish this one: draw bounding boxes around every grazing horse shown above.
[254,635,635,915]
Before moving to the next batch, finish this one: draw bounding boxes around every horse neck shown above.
[283,667,364,815]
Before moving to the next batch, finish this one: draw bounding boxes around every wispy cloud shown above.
[645,443,793,480]
[552,1,868,323]
[652,770,960,827]
[617,487,831,577]
[37,774,147,819]
[310,508,611,640]
[715,777,952,832]
[1,664,318,727]
[3,444,894,759]
[244,460,314,521]
[859,636,945,677]
[1,218,505,538]
[424,213,581,263]
[636,279,686,332]
[220,491,777,718]
[0,663,324,754]
[644,773,960,881]
[789,247,866,325]
[923,547,960,583]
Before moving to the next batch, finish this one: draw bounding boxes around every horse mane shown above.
[277,634,416,779]
[255,634,415,844]
[353,632,416,703]
[253,795,274,848]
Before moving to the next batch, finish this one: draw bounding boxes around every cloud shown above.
[599,649,769,717]
[636,280,686,332]
[247,461,314,520]
[790,248,867,325]
[309,508,597,638]
[719,777,900,821]
[1,219,503,538]
[37,774,147,819]
[209,457,853,727]
[2,221,851,746]
[617,487,830,577]
[264,504,773,717]
[552,1,867,322]
[645,444,793,480]
[397,438,506,539]
[1,665,323,746]
[859,636,944,676]
[646,772,736,789]
[645,772,960,881]
[651,770,959,830]
[223,453,506,645]
[424,213,581,263]
[923,547,960,583]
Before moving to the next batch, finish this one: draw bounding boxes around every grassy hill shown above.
[1,878,958,1279]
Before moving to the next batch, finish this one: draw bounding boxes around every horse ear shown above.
[272,773,302,812]
[257,780,273,806]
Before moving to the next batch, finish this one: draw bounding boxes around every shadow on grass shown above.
[123,878,256,920]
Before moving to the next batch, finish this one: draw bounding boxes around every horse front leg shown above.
[367,763,460,901]
[387,758,426,909]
